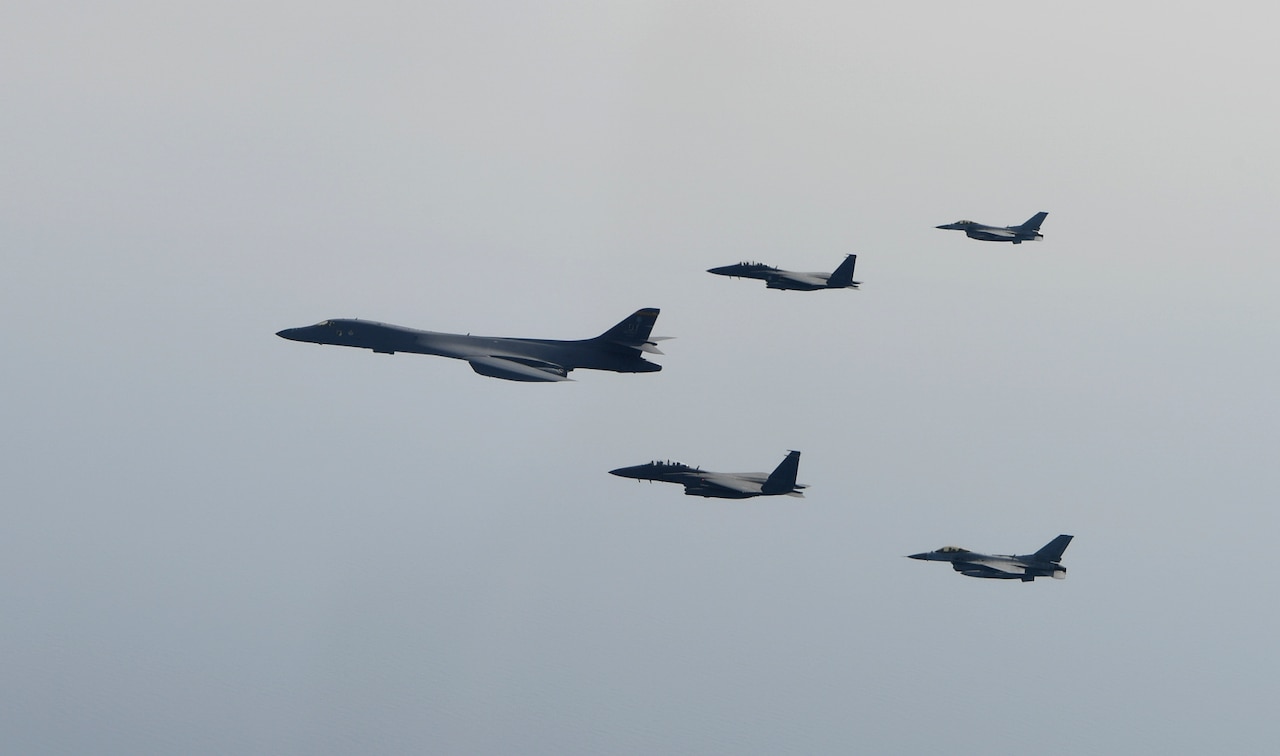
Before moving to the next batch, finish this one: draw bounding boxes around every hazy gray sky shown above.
[4,2,1278,753]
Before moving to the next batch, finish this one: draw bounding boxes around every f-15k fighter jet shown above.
[908,535,1073,581]
[935,212,1048,243]
[277,308,668,382]
[707,255,860,291]
[609,450,806,499]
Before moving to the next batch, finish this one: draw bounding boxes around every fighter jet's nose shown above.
[907,552,930,560]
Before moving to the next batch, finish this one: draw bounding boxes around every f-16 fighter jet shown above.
[609,450,806,499]
[935,212,1048,243]
[908,535,1073,581]
[707,255,860,291]
[276,308,668,382]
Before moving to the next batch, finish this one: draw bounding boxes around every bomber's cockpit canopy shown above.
[938,546,970,553]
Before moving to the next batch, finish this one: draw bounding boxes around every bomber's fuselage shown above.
[276,319,660,373]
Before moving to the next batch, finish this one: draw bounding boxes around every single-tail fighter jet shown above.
[908,535,1073,581]
[707,254,860,291]
[936,212,1048,244]
[276,308,668,382]
[609,450,806,499]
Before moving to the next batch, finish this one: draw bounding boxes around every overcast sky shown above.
[3,2,1279,754]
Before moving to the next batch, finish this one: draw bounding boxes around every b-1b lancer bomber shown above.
[610,450,806,499]
[908,535,1073,581]
[936,212,1048,244]
[707,255,860,291]
[276,308,668,382]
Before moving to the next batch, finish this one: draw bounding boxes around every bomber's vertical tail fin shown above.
[595,308,660,345]
[1016,211,1049,233]
[827,254,859,288]
[762,450,802,495]
[1033,534,1073,563]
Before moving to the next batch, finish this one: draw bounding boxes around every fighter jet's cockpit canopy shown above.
[938,546,970,553]
[647,460,695,471]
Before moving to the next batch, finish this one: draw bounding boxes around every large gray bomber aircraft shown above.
[936,212,1048,243]
[909,535,1073,581]
[277,308,668,382]
[610,450,806,499]
[707,254,859,291]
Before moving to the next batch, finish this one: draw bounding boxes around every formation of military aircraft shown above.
[278,213,1072,580]
[277,308,668,382]
[936,211,1048,244]
[908,535,1073,581]
[707,254,860,291]
[609,450,805,499]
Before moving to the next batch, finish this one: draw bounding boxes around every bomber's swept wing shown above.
[410,340,573,382]
[466,355,572,382]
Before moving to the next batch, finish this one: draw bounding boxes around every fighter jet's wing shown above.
[765,272,829,289]
[466,354,572,382]
[984,228,1017,237]
[681,472,765,497]
[956,558,1025,576]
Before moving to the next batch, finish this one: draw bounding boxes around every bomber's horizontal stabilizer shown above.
[639,337,672,354]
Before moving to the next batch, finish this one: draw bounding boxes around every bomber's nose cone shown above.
[276,328,301,341]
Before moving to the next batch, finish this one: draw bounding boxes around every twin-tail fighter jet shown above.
[276,308,669,382]
[908,534,1073,581]
[609,450,806,499]
[707,255,860,291]
[936,212,1048,244]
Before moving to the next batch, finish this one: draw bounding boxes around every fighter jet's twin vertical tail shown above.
[827,255,858,288]
[761,450,802,495]
[595,308,660,346]
[1032,534,1074,563]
